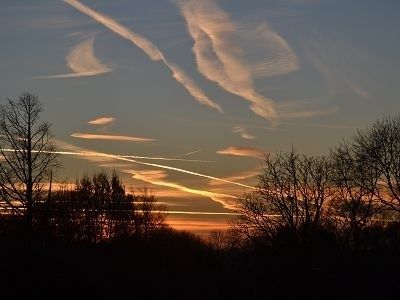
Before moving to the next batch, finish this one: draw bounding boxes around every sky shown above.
[1,0,400,234]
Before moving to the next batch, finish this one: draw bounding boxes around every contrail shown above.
[0,149,210,163]
[63,0,222,112]
[174,149,202,158]
[129,170,238,209]
[159,210,237,216]
[1,148,255,189]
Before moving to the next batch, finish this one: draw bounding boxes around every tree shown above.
[348,115,400,213]
[131,188,166,238]
[330,143,383,249]
[234,149,334,243]
[0,92,58,232]
[36,171,167,242]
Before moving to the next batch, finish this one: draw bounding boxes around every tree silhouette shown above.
[132,188,166,238]
[234,149,333,243]
[348,115,400,213]
[36,171,166,242]
[0,92,58,232]
[330,143,383,250]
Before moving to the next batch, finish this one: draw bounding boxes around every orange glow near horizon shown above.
[167,219,231,234]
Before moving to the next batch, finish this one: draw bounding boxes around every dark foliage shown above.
[34,171,166,242]
[1,100,400,299]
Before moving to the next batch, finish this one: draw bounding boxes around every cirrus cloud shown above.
[71,133,156,142]
[232,126,256,140]
[63,0,222,112]
[88,117,115,126]
[217,146,265,159]
[33,37,111,79]
[176,0,299,123]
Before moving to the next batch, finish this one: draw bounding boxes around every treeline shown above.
[225,115,400,252]
[0,171,216,299]
[35,171,166,242]
[208,115,400,299]
[1,171,167,242]
[1,93,400,299]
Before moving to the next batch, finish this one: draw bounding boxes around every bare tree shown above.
[234,149,334,243]
[0,92,58,232]
[330,143,383,249]
[349,115,400,213]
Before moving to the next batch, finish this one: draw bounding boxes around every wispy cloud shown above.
[217,146,265,159]
[27,142,256,190]
[167,219,231,232]
[63,0,222,112]
[130,169,168,180]
[176,0,299,123]
[71,133,156,142]
[88,117,115,126]
[302,33,370,99]
[232,126,256,140]
[209,169,260,186]
[31,143,254,209]
[127,169,238,210]
[174,149,202,158]
[35,140,210,163]
[24,142,256,209]
[277,103,339,119]
[250,24,300,78]
[344,78,369,98]
[33,37,111,78]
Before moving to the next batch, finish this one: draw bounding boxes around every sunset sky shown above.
[1,0,399,233]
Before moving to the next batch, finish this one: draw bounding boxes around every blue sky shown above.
[1,0,399,232]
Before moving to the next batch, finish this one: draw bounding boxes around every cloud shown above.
[71,133,156,142]
[167,219,231,232]
[166,211,236,216]
[127,169,238,210]
[117,154,210,163]
[250,24,300,78]
[217,146,265,159]
[128,169,168,181]
[27,141,210,163]
[14,141,256,209]
[174,149,202,158]
[276,102,339,119]
[63,0,222,112]
[88,117,115,125]
[232,126,256,139]
[302,33,370,99]
[344,78,369,98]
[209,169,260,186]
[25,142,256,190]
[176,0,299,123]
[34,37,111,78]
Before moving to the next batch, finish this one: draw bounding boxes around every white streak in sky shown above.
[2,146,246,209]
[217,146,265,159]
[88,117,115,125]
[276,102,339,119]
[232,126,256,140]
[63,0,222,112]
[176,0,299,123]
[71,133,156,142]
[127,170,238,210]
[174,149,202,158]
[209,169,259,186]
[1,148,251,188]
[34,37,111,78]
